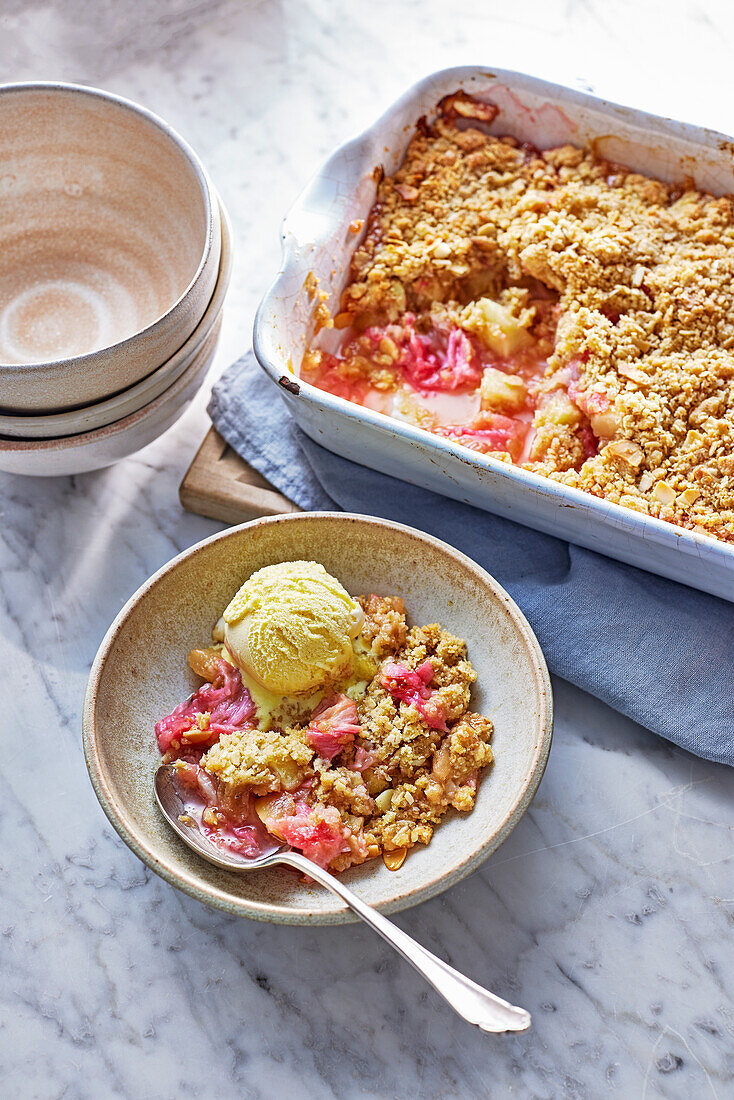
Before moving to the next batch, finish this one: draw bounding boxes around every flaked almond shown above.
[638,471,655,492]
[304,271,318,299]
[395,183,418,201]
[181,729,213,745]
[617,364,649,385]
[383,848,408,871]
[693,525,709,536]
[680,487,701,507]
[682,429,704,451]
[182,720,213,745]
[374,789,394,814]
[653,480,676,505]
[605,440,644,468]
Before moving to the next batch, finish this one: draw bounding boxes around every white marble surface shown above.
[1,1,733,1097]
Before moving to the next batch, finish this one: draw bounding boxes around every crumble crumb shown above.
[202,727,314,794]
[358,593,408,656]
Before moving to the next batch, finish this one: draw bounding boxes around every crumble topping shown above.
[304,92,734,543]
[364,711,494,852]
[358,623,475,785]
[202,726,314,794]
[156,591,494,873]
[358,593,408,656]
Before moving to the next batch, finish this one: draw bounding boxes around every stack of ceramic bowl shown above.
[0,83,232,476]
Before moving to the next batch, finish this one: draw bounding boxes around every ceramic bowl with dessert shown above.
[0,82,231,476]
[83,513,553,924]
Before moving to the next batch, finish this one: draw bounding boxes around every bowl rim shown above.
[0,196,232,440]
[82,512,554,925]
[0,80,219,375]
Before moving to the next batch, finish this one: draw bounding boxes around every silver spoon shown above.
[155,764,531,1034]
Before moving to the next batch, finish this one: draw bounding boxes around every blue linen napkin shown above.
[209,352,734,767]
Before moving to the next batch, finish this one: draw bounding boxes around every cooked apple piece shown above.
[188,646,226,682]
[254,792,295,837]
[540,392,583,427]
[460,297,533,357]
[589,409,619,439]
[480,366,527,413]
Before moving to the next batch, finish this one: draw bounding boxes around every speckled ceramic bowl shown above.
[0,198,232,475]
[0,199,232,440]
[0,318,220,476]
[83,514,553,925]
[0,82,220,413]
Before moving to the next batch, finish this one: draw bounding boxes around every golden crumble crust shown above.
[202,726,314,794]
[358,593,408,656]
[330,96,734,542]
[358,623,476,788]
[364,711,494,851]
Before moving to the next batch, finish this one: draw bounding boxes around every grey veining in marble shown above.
[1,1,733,1097]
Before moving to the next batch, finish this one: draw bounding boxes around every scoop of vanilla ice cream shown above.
[222,561,364,695]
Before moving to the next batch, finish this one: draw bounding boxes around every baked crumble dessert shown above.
[154,561,493,873]
[302,90,734,543]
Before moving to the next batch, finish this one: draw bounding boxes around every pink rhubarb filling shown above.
[155,668,365,869]
[305,693,361,761]
[380,658,447,732]
[155,658,256,756]
[303,298,606,469]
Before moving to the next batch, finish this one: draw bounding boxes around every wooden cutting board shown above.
[179,426,302,523]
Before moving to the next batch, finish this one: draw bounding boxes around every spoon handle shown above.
[277,850,531,1034]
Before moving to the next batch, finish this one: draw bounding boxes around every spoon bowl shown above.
[154,763,284,870]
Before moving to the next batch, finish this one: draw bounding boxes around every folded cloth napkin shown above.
[209,352,734,767]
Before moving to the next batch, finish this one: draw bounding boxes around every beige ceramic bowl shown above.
[0,82,220,414]
[0,197,232,476]
[0,199,232,440]
[83,514,553,925]
[0,315,221,477]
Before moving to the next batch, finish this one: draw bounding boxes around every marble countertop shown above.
[1,1,732,1096]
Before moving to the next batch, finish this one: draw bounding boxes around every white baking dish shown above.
[254,65,734,602]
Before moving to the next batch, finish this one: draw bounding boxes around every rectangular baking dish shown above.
[254,65,734,602]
